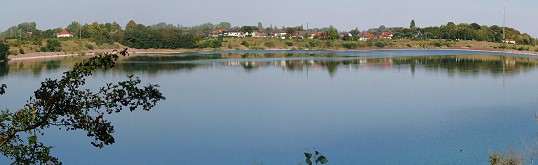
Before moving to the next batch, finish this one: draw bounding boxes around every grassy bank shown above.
[217,37,538,53]
[5,37,538,60]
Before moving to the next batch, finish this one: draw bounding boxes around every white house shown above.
[222,30,243,37]
[57,29,73,38]
[503,39,516,44]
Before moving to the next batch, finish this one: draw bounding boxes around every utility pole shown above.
[503,6,506,41]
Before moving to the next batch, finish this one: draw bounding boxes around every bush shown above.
[535,48,538,52]
[308,40,318,48]
[0,43,9,62]
[325,41,334,48]
[374,41,387,48]
[210,40,222,48]
[19,48,25,54]
[85,44,94,50]
[264,41,275,48]
[341,42,358,49]
[516,46,529,51]
[446,41,456,47]
[241,40,249,47]
[285,41,294,47]
[433,41,442,47]
[40,39,62,52]
[406,44,412,48]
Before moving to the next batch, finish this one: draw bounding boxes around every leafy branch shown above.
[305,150,329,165]
[0,48,166,164]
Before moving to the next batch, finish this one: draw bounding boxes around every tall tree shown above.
[66,21,81,34]
[215,22,232,30]
[0,43,8,62]
[410,20,416,29]
[327,25,339,40]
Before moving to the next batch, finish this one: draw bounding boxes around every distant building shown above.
[57,29,73,38]
[379,32,393,39]
[503,39,516,44]
[359,32,375,41]
[221,30,243,37]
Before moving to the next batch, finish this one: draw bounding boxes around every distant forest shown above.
[0,20,535,50]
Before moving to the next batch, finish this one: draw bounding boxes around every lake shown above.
[1,50,538,164]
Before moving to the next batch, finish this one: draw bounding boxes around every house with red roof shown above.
[379,32,393,39]
[359,32,375,41]
[57,29,73,38]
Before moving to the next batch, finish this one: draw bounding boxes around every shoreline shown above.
[7,47,538,62]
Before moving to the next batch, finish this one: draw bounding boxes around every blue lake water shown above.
[1,50,538,164]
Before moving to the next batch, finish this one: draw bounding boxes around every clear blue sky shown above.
[2,0,537,37]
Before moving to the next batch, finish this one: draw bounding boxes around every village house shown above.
[359,32,375,41]
[272,31,287,39]
[57,29,73,38]
[503,39,516,44]
[221,30,243,37]
[210,28,223,38]
[253,30,267,38]
[379,32,393,39]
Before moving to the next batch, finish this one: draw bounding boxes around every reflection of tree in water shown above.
[0,62,8,77]
[3,53,538,77]
[392,55,538,76]
[0,60,64,78]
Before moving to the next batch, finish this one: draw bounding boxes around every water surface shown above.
[1,50,538,164]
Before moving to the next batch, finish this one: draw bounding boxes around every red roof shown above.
[59,29,70,35]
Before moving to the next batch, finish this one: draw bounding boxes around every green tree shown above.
[240,26,256,37]
[410,20,416,29]
[40,39,62,52]
[327,25,339,40]
[216,22,232,30]
[0,43,8,62]
[0,49,165,164]
[66,21,81,34]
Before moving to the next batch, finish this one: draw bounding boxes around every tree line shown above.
[0,20,536,51]
[390,21,536,45]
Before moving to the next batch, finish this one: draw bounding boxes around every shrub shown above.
[227,43,233,49]
[40,39,62,52]
[308,40,318,48]
[325,41,334,47]
[264,41,275,48]
[433,41,442,47]
[341,42,358,49]
[9,50,19,55]
[85,44,94,50]
[285,41,294,47]
[446,41,456,47]
[19,48,25,54]
[535,48,538,52]
[375,41,387,48]
[406,44,412,48]
[241,40,249,47]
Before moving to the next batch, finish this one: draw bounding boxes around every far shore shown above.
[7,47,538,62]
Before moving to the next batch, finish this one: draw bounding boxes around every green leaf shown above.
[304,152,312,159]
[305,158,312,165]
[316,156,329,164]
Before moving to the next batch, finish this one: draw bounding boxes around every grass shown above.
[6,37,538,56]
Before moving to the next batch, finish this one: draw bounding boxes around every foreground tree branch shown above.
[0,48,166,164]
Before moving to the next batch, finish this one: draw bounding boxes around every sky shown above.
[1,0,537,37]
